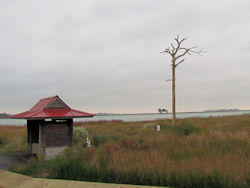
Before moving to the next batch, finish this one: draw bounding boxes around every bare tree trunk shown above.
[162,35,204,127]
[172,62,176,126]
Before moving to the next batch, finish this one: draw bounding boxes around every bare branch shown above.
[175,36,187,45]
[175,47,205,60]
[175,50,189,60]
[170,43,176,54]
[171,43,175,50]
[162,35,205,61]
[179,47,196,51]
[175,35,179,41]
[197,49,206,57]
[161,48,174,57]
[161,48,169,54]
[167,78,176,81]
[172,36,187,56]
[174,40,181,55]
[179,47,204,55]
[175,58,185,67]
[180,38,187,44]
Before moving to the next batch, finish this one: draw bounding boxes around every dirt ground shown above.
[0,170,163,188]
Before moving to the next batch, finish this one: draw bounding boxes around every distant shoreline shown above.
[1,110,250,125]
[1,109,250,119]
[0,113,10,119]
[94,109,249,116]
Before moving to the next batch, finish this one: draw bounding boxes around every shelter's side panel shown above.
[44,123,70,147]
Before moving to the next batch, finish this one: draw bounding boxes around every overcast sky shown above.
[1,0,250,114]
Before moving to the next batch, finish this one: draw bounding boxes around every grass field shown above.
[0,125,26,153]
[1,115,250,188]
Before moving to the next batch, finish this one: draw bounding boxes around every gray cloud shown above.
[1,0,250,114]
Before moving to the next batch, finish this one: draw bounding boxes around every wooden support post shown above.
[26,123,29,153]
[39,124,42,155]
[41,124,46,157]
[68,119,73,148]
[27,121,32,154]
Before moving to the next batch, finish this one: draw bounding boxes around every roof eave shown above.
[11,115,94,120]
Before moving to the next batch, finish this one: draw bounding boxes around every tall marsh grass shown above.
[11,116,250,187]
[0,125,26,153]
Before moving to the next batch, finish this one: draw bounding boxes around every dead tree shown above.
[161,35,204,126]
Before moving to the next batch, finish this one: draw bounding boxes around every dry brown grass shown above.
[75,115,250,185]
[0,125,26,153]
[8,115,250,187]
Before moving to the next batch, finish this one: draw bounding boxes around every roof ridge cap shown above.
[39,95,58,101]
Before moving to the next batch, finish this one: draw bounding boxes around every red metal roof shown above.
[11,96,93,119]
[30,96,58,111]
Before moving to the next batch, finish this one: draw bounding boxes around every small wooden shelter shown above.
[11,96,93,158]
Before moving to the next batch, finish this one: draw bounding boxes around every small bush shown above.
[0,137,7,146]
[73,127,88,146]
[93,135,118,147]
[16,157,47,177]
[93,135,109,146]
[143,123,155,128]
[175,123,200,136]
[160,122,200,136]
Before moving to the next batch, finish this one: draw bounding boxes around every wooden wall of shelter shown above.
[27,119,73,157]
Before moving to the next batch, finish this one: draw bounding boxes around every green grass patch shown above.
[93,134,118,146]
[208,139,248,153]
[160,122,201,136]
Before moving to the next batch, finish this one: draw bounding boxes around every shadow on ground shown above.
[0,153,29,170]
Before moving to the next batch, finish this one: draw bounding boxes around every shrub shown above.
[0,137,7,146]
[93,135,109,146]
[73,127,88,146]
[16,156,48,177]
[143,123,155,128]
[160,122,200,136]
[174,123,200,136]
[93,135,119,147]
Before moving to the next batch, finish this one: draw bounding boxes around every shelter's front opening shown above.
[27,120,40,154]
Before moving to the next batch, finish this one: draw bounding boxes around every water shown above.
[1,110,250,126]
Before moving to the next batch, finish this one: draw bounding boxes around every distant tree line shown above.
[0,113,9,118]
